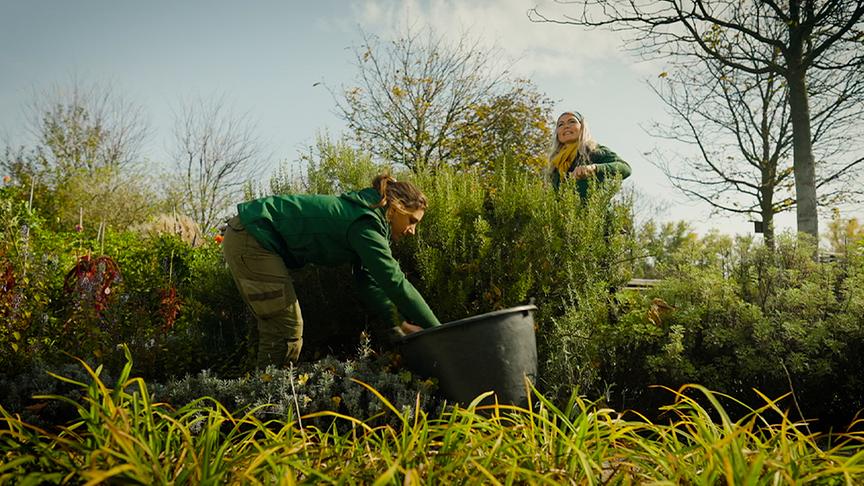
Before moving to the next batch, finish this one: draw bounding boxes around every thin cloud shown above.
[348,0,649,82]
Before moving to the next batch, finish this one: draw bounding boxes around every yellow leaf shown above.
[13,331,21,340]
[11,343,18,352]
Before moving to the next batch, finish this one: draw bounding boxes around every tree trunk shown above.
[760,191,776,251]
[786,66,819,240]
[785,5,819,241]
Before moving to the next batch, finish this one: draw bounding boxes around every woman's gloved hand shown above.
[400,321,423,335]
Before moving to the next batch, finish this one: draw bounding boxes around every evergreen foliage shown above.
[2,144,864,430]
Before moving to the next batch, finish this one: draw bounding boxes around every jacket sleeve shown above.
[347,218,440,329]
[353,265,400,325]
[592,145,632,182]
[549,167,562,191]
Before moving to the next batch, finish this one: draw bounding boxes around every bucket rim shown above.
[399,304,538,343]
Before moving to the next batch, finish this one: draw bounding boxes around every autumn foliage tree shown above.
[825,208,864,254]
[335,28,553,172]
[444,79,554,173]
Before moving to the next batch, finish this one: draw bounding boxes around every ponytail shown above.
[371,174,428,211]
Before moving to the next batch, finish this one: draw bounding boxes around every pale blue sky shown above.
[3,0,845,236]
[0,0,350,162]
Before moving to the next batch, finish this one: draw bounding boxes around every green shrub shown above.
[270,133,386,196]
[597,234,864,428]
[6,140,864,431]
[0,193,66,373]
[0,185,249,381]
[401,164,636,402]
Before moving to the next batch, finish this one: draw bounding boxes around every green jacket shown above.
[550,145,632,198]
[236,188,440,329]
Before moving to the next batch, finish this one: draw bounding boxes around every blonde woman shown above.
[548,111,631,197]
[222,174,439,368]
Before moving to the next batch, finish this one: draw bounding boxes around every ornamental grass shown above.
[2,352,863,484]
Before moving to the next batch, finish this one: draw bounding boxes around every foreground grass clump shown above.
[2,355,863,484]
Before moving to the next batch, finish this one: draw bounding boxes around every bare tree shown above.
[25,80,149,175]
[1,79,156,230]
[529,0,864,239]
[648,48,864,247]
[170,97,265,232]
[333,28,513,172]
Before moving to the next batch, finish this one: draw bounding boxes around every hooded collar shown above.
[340,187,391,240]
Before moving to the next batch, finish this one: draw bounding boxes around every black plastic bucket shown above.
[398,305,538,406]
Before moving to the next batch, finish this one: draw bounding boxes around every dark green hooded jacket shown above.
[550,145,632,198]
[236,188,440,329]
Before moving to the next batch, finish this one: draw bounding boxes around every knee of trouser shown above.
[257,310,303,341]
[242,280,290,319]
[239,279,303,322]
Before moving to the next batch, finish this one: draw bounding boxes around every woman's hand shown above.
[400,321,423,335]
[570,164,597,180]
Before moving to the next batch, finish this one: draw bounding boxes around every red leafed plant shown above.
[0,261,16,319]
[159,285,182,332]
[63,253,122,314]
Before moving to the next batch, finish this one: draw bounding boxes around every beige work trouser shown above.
[222,216,303,368]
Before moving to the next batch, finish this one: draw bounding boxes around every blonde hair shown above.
[547,111,598,171]
[371,174,428,211]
